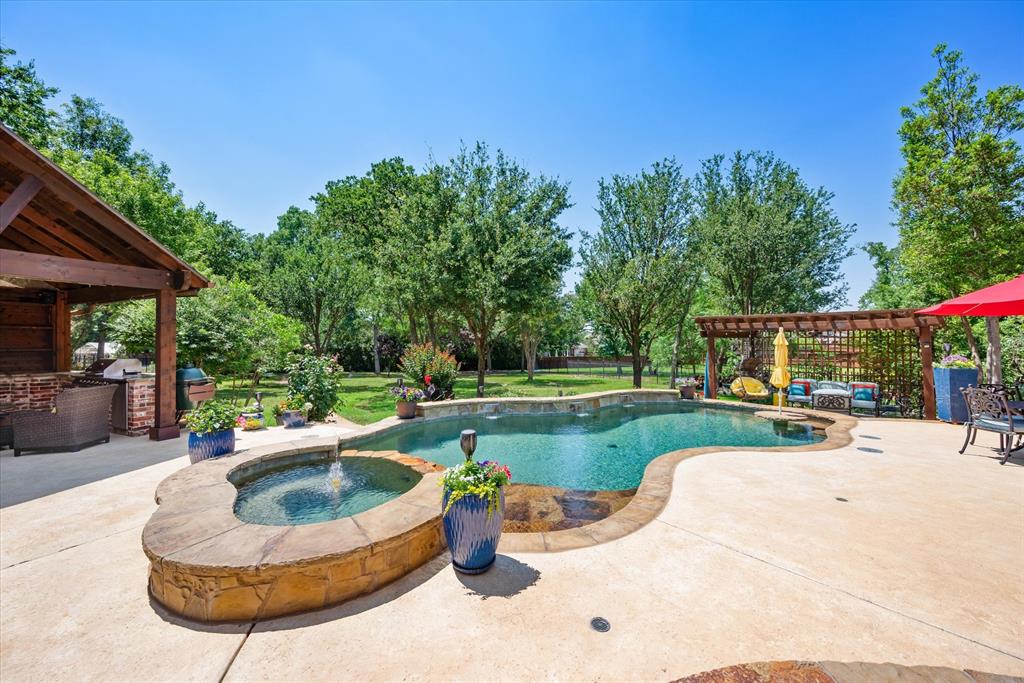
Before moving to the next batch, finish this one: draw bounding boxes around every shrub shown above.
[184,400,239,435]
[399,343,459,398]
[287,353,344,421]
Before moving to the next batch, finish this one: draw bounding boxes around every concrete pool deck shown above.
[1,416,1021,681]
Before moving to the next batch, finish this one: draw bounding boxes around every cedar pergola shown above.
[694,309,944,419]
[0,124,210,440]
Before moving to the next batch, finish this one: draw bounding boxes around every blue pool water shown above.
[349,403,823,490]
[233,456,421,526]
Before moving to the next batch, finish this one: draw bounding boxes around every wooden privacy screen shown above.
[0,288,69,373]
[694,309,942,418]
[737,328,924,412]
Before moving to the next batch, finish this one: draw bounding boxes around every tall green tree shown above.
[0,47,57,147]
[695,151,854,316]
[435,143,573,395]
[262,208,365,354]
[894,44,1024,382]
[858,242,920,310]
[578,159,699,387]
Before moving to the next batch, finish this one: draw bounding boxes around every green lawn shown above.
[218,370,679,425]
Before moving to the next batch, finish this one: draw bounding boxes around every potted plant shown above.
[441,434,511,574]
[935,354,980,424]
[237,403,265,431]
[184,400,238,464]
[677,377,698,400]
[272,394,312,428]
[390,385,425,419]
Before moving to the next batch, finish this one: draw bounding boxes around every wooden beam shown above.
[150,288,180,441]
[67,286,158,305]
[0,174,42,232]
[706,334,718,399]
[918,325,937,420]
[54,289,70,372]
[0,249,173,289]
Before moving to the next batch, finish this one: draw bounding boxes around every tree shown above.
[578,159,698,387]
[508,288,563,381]
[695,151,854,315]
[262,208,365,354]
[893,44,1024,382]
[434,143,573,396]
[858,242,921,310]
[0,47,58,147]
[111,278,275,378]
[58,95,134,165]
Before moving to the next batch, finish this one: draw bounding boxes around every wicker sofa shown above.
[12,384,117,457]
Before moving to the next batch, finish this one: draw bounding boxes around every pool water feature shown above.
[349,403,824,490]
[233,455,422,525]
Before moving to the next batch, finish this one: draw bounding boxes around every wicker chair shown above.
[12,384,117,457]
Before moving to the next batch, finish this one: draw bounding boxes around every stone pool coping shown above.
[339,390,856,553]
[143,437,446,622]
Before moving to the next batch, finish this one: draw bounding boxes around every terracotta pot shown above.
[396,400,418,419]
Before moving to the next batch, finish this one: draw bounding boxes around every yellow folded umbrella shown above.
[769,327,791,413]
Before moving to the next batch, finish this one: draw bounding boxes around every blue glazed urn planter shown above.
[935,367,979,424]
[442,489,505,574]
[188,429,236,464]
[280,410,306,429]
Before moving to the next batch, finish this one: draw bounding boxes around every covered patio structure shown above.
[695,309,944,419]
[0,123,210,441]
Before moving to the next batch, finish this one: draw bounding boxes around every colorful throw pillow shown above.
[789,380,812,397]
[851,383,877,401]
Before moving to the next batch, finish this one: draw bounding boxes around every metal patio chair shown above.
[959,386,1022,465]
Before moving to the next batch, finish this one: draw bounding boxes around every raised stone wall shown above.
[143,438,446,622]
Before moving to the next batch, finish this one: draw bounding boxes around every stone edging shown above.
[143,437,445,623]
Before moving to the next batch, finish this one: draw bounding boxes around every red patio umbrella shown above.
[918,274,1024,317]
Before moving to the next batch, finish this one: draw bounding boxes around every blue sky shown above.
[2,1,1022,306]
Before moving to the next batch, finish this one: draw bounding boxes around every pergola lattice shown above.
[694,309,944,419]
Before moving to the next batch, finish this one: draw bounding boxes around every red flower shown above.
[424,374,432,385]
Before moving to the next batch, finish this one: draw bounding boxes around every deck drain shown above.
[860,435,881,440]
[590,617,610,632]
[835,497,849,502]
[856,446,884,453]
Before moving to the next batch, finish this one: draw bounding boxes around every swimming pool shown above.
[348,402,823,490]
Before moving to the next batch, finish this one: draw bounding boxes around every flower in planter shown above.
[441,459,511,516]
[389,385,425,403]
[937,354,977,369]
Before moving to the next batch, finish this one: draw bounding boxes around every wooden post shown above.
[53,290,70,372]
[918,325,936,420]
[150,288,179,440]
[706,333,718,399]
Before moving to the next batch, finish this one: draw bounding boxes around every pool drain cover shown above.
[590,617,610,632]
[607,444,618,449]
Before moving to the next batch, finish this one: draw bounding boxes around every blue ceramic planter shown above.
[280,410,306,429]
[935,367,979,424]
[442,489,504,574]
[188,429,236,464]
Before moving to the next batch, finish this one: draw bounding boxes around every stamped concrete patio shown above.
[0,417,1021,682]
